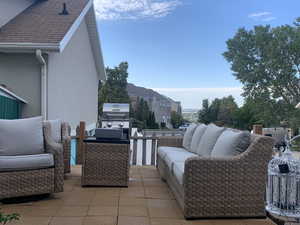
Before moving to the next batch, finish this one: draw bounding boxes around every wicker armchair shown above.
[0,122,64,200]
[61,122,71,173]
[157,134,274,219]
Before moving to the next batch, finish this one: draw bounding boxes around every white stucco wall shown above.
[47,20,99,129]
[0,0,35,27]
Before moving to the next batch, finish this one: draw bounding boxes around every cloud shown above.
[261,16,276,22]
[152,87,244,109]
[94,0,182,20]
[248,11,276,22]
[248,12,271,18]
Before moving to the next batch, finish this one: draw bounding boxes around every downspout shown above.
[36,49,48,120]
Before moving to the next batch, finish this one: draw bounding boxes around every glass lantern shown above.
[266,135,300,222]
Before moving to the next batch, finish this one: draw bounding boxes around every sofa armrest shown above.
[157,136,183,148]
[43,122,64,192]
[183,135,274,210]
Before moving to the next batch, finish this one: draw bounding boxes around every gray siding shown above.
[47,20,99,129]
[0,0,35,27]
[0,53,41,118]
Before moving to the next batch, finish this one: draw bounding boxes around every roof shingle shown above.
[0,0,90,44]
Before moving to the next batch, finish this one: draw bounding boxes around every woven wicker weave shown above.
[61,122,71,174]
[82,142,130,187]
[157,134,274,219]
[0,122,64,200]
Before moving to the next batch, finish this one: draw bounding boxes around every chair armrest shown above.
[157,136,183,148]
[183,135,274,200]
[61,122,71,142]
[43,122,64,192]
[61,122,71,173]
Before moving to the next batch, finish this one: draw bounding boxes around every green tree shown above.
[233,98,261,130]
[198,96,238,127]
[147,112,159,129]
[99,62,130,115]
[170,111,184,129]
[198,99,211,124]
[223,20,300,106]
[132,98,159,130]
[217,96,238,126]
[223,18,300,128]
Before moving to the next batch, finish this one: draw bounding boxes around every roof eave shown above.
[0,42,60,52]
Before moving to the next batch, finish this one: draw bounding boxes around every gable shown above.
[0,0,35,28]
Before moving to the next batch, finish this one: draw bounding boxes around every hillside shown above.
[127,83,174,103]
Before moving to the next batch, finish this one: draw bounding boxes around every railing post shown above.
[253,124,263,135]
[132,132,138,165]
[151,133,156,166]
[142,134,147,165]
[76,121,85,165]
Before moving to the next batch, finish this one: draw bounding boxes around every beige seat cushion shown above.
[190,124,207,154]
[0,153,54,171]
[164,150,197,170]
[182,123,198,151]
[157,146,186,159]
[196,123,225,156]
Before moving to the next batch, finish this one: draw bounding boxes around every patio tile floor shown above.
[0,166,276,225]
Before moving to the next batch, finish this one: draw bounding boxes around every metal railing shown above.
[131,133,158,166]
[131,130,184,166]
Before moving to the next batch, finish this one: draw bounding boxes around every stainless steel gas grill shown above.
[100,103,131,139]
[101,103,130,129]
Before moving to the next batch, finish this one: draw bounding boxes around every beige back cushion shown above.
[47,119,62,143]
[196,123,225,156]
[211,129,251,157]
[190,124,207,154]
[182,123,197,151]
[0,116,44,156]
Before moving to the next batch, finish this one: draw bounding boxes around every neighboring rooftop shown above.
[0,0,90,49]
[0,85,27,103]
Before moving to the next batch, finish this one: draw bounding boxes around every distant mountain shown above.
[127,83,175,103]
[127,83,181,127]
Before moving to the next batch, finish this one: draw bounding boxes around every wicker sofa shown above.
[157,124,274,219]
[0,118,64,200]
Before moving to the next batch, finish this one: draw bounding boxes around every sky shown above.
[94,0,300,109]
